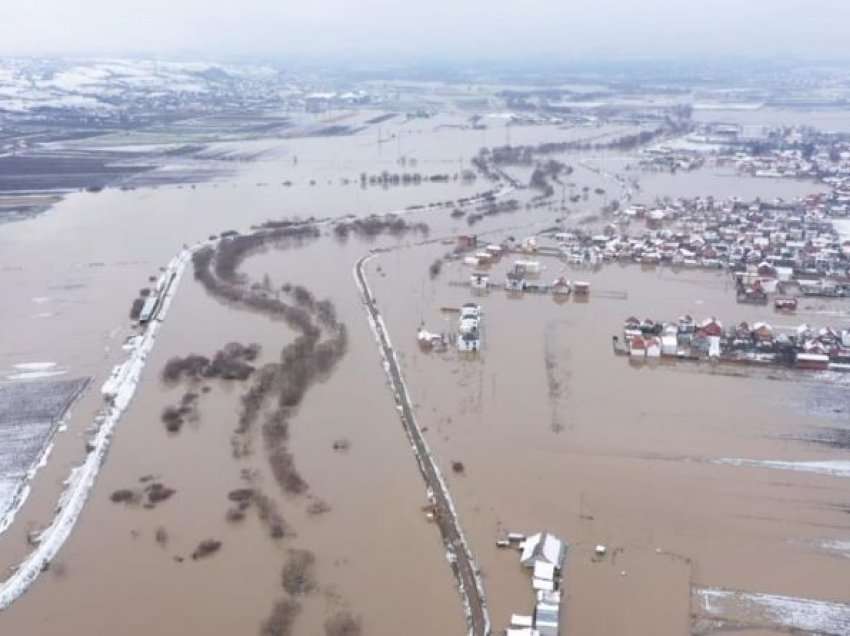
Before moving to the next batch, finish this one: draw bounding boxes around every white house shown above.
[661,333,678,357]
[460,303,481,320]
[456,303,481,352]
[708,336,721,358]
[646,336,662,358]
[515,259,542,277]
[573,281,591,295]
[534,601,560,636]
[506,270,525,291]
[520,532,565,569]
[470,272,489,290]
[510,615,534,629]
[457,331,480,352]
[551,277,571,296]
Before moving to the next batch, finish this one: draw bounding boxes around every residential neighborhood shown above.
[550,192,850,302]
[617,314,850,370]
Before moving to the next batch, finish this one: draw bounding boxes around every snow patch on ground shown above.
[819,540,850,558]
[6,370,67,381]
[712,458,850,479]
[0,479,25,535]
[696,587,850,635]
[12,362,58,372]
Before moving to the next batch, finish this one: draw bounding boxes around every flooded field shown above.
[369,247,850,634]
[0,105,848,635]
[693,107,850,134]
[635,166,829,201]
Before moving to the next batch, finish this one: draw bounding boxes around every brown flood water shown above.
[369,246,850,634]
[1,234,467,634]
[0,111,847,635]
[0,115,508,635]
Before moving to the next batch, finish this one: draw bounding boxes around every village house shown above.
[515,259,543,278]
[504,531,566,636]
[470,272,489,290]
[621,314,850,370]
[551,277,571,296]
[456,303,482,352]
[506,269,526,292]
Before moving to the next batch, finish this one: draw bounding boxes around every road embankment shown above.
[354,251,490,636]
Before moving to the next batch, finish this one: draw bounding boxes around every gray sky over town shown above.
[2,0,850,61]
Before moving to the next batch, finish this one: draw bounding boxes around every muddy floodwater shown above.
[0,109,848,635]
[636,166,830,202]
[369,249,850,634]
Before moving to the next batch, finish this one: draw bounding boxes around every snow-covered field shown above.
[0,377,88,535]
[0,58,280,116]
[712,457,850,479]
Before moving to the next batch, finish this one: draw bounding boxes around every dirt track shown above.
[354,251,490,635]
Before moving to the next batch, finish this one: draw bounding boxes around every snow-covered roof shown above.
[533,578,555,592]
[511,614,534,628]
[521,532,565,568]
[536,590,561,605]
[534,561,555,581]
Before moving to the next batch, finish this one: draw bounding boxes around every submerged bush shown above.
[260,599,300,636]
[146,483,176,504]
[110,489,139,504]
[306,499,331,516]
[162,355,210,382]
[281,549,316,595]
[129,298,145,320]
[191,539,222,560]
[161,406,186,432]
[269,447,308,495]
[324,612,362,636]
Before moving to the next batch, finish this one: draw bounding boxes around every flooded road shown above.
[355,251,489,634]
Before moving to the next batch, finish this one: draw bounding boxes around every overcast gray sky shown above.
[2,0,850,62]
